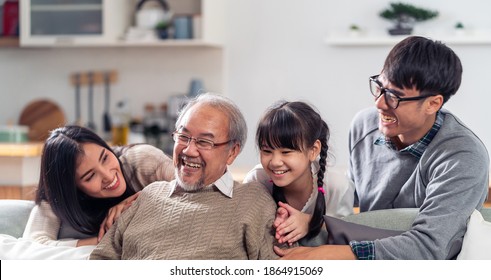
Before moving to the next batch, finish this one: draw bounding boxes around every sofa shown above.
[0,199,95,260]
[0,199,35,238]
[1,199,491,259]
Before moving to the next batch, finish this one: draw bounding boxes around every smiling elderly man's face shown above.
[173,103,239,191]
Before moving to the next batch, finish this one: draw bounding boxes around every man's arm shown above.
[274,245,357,260]
[375,143,488,259]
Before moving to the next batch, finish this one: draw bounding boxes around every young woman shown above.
[23,125,174,247]
[244,101,354,246]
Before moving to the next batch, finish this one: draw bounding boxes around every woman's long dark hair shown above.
[36,125,136,235]
[256,101,330,239]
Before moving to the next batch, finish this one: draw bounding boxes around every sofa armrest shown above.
[0,199,35,238]
[480,208,491,221]
[341,208,419,231]
[341,207,491,232]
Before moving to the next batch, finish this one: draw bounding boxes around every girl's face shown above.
[259,140,320,190]
[75,143,127,198]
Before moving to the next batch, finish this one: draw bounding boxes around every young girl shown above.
[243,101,354,246]
[23,125,175,247]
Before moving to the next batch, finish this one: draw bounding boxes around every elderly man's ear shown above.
[226,143,241,165]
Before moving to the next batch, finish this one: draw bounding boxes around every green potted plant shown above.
[380,2,438,35]
[454,21,465,36]
[349,24,361,36]
[155,20,171,39]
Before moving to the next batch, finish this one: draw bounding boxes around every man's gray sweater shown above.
[349,107,489,259]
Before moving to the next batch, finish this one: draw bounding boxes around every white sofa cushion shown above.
[0,234,94,260]
[457,209,491,260]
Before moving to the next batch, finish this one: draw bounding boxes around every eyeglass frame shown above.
[172,131,233,150]
[369,75,437,109]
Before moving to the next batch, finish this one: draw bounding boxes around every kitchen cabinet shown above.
[18,0,225,48]
[20,0,131,46]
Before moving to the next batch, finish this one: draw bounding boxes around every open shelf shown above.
[325,30,491,46]
[0,37,20,47]
[17,39,222,48]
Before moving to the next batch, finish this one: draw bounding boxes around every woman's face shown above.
[75,143,126,198]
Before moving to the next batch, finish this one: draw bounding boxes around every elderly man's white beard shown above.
[175,169,206,191]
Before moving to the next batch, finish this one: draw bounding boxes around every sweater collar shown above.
[168,169,234,198]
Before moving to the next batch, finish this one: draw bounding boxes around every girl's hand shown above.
[273,205,290,229]
[275,201,312,245]
[97,192,140,241]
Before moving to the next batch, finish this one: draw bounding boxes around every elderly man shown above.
[90,93,279,260]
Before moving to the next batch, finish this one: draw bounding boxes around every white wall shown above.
[225,0,491,173]
[0,47,223,130]
[1,0,490,174]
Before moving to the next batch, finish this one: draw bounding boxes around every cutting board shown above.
[18,99,67,142]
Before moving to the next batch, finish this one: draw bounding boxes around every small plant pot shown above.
[157,28,169,39]
[455,28,465,36]
[388,27,413,36]
[349,29,362,37]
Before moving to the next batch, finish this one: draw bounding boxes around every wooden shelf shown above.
[0,185,36,200]
[0,142,43,157]
[0,37,20,47]
[13,39,222,48]
[81,39,222,48]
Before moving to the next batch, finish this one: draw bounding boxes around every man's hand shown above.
[274,245,357,260]
[76,237,98,247]
[98,192,140,241]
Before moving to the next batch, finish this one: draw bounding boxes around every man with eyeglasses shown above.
[90,93,279,260]
[276,36,489,260]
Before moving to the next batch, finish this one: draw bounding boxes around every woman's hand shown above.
[98,192,140,241]
[76,237,98,247]
[274,201,312,245]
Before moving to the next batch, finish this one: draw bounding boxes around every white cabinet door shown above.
[19,0,224,47]
[20,0,131,46]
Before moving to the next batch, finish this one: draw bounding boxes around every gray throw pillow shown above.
[324,215,404,245]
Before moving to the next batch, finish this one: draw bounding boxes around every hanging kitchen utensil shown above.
[86,72,96,131]
[73,73,82,126]
[19,99,66,142]
[103,71,112,134]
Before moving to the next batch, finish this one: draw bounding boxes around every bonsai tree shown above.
[380,2,438,35]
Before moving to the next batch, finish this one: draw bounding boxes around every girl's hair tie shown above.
[318,186,325,195]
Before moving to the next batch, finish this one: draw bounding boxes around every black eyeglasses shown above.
[172,132,233,150]
[369,75,436,109]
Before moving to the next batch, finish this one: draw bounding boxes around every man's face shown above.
[375,75,437,147]
[173,104,239,191]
